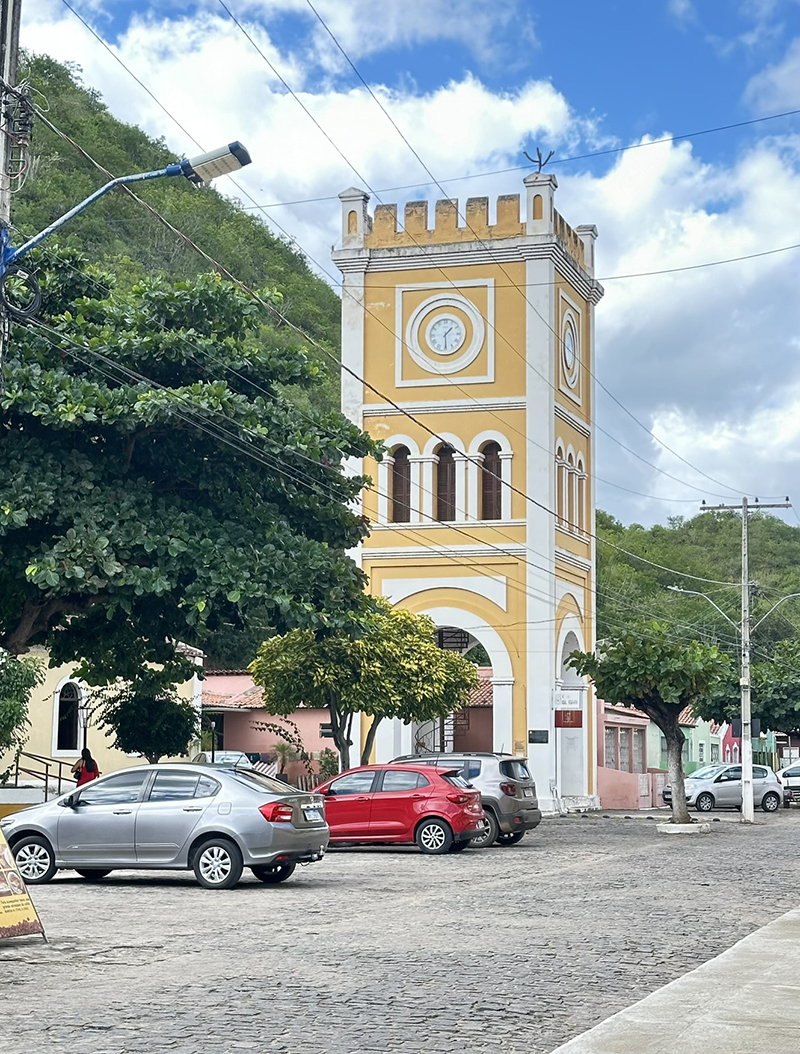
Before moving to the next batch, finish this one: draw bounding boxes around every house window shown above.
[619,729,631,772]
[480,442,502,520]
[390,446,411,523]
[711,743,720,763]
[698,742,706,764]
[604,728,616,769]
[57,682,81,751]
[435,445,456,522]
[633,729,645,773]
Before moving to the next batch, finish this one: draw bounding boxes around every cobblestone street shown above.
[5,811,800,1054]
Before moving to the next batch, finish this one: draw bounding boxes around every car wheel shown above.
[13,836,57,884]
[495,831,526,846]
[192,837,243,889]
[251,862,297,884]
[695,792,715,812]
[470,811,499,848]
[415,819,453,855]
[74,869,112,880]
[448,841,470,852]
[762,792,781,813]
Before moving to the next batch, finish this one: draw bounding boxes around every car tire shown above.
[192,837,243,889]
[415,819,453,855]
[762,792,781,813]
[448,841,470,852]
[12,835,57,884]
[470,811,499,848]
[695,792,715,812]
[495,831,526,846]
[251,862,297,884]
[74,869,112,880]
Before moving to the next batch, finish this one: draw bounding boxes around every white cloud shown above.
[745,36,800,111]
[20,1,800,525]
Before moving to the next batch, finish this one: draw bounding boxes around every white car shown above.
[777,764,800,807]
[190,750,253,768]
[662,763,784,813]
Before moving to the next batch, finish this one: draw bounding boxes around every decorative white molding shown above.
[382,574,508,611]
[395,280,495,387]
[364,396,527,417]
[332,239,604,305]
[555,546,592,572]
[365,542,526,558]
[554,402,591,440]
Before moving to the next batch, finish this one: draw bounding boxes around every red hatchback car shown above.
[313,764,485,854]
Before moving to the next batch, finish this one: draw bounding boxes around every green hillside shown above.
[16,53,340,410]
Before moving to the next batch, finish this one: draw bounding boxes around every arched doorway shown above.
[556,626,588,797]
[412,627,493,753]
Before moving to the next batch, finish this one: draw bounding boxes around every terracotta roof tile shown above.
[678,705,697,727]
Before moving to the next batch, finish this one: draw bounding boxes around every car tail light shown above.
[500,782,517,797]
[259,802,293,823]
[447,792,471,804]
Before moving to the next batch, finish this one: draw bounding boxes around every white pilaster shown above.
[499,451,513,521]
[377,456,392,524]
[492,679,515,754]
[408,456,424,523]
[421,456,435,522]
[454,452,468,521]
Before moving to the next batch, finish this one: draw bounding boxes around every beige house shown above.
[1,645,203,797]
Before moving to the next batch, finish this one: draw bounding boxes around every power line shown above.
[28,107,768,587]
[43,14,765,504]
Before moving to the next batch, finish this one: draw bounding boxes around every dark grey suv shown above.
[390,752,542,847]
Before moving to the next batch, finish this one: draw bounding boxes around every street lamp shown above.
[0,141,252,309]
[668,584,800,823]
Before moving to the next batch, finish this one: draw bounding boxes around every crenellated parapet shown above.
[338,171,595,276]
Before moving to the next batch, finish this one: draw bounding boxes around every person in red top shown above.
[72,748,100,786]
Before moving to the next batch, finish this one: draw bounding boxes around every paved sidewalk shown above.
[550,904,800,1052]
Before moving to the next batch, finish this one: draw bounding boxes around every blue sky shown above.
[23,0,800,524]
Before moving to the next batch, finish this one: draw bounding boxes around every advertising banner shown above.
[0,827,45,941]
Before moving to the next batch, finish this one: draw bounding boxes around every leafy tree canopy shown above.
[17,52,341,413]
[250,600,479,769]
[569,624,732,823]
[97,671,199,764]
[0,247,379,686]
[0,650,44,775]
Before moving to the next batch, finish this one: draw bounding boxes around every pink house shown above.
[202,667,496,778]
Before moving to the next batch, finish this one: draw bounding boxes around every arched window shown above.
[480,442,502,520]
[556,448,566,526]
[576,457,586,535]
[436,445,456,522]
[390,445,411,523]
[566,452,575,528]
[57,682,80,751]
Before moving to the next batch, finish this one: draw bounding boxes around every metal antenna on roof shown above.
[523,147,554,172]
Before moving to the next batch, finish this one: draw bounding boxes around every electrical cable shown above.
[32,26,768,506]
[27,107,761,586]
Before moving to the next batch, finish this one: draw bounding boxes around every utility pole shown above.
[0,0,22,228]
[701,496,791,823]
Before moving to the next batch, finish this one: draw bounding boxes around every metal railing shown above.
[13,751,77,801]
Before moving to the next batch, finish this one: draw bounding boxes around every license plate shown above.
[303,808,323,823]
[523,787,534,797]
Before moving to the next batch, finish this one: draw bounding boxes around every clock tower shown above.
[333,173,603,811]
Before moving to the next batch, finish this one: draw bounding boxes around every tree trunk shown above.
[328,696,350,771]
[360,715,382,766]
[664,722,692,824]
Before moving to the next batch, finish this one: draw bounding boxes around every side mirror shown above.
[61,793,78,808]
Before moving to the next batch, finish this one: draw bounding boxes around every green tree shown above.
[696,639,800,736]
[568,624,733,824]
[250,601,478,769]
[0,248,378,688]
[0,650,44,778]
[97,672,199,764]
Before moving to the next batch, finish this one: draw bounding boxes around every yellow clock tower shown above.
[333,172,603,811]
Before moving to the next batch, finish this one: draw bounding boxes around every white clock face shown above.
[426,314,466,355]
[563,327,576,373]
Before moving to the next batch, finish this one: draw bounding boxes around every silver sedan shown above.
[0,764,328,889]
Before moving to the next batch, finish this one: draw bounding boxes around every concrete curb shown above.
[656,821,712,834]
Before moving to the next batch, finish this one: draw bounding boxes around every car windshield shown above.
[500,759,531,781]
[688,765,726,780]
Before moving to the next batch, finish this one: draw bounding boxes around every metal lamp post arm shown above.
[668,586,739,631]
[751,593,800,634]
[1,163,183,271]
